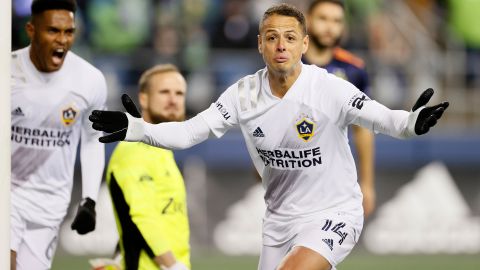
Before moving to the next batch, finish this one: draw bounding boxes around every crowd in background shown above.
[12,0,480,127]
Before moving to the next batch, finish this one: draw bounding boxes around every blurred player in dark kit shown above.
[304,0,376,218]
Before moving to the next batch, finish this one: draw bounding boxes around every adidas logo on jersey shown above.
[12,107,24,116]
[322,238,334,251]
[253,127,265,137]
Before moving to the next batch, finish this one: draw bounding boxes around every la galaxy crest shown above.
[61,105,78,126]
[296,116,315,142]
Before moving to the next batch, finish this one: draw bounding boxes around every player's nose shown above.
[56,32,68,45]
[276,45,286,52]
[276,37,286,52]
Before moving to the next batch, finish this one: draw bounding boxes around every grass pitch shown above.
[52,251,480,270]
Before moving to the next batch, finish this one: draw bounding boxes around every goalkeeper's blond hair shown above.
[138,64,180,93]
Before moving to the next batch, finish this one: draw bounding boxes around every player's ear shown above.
[26,21,35,40]
[257,34,263,54]
[302,35,309,54]
[138,91,148,111]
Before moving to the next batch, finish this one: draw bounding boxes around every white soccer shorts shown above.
[11,207,59,270]
[258,213,363,270]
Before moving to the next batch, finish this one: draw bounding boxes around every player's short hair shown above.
[260,3,307,36]
[31,0,77,15]
[138,64,181,93]
[308,0,345,14]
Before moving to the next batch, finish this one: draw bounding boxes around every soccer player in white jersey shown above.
[10,0,107,269]
[90,3,448,270]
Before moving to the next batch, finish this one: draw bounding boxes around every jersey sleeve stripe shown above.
[238,78,247,112]
[249,75,258,110]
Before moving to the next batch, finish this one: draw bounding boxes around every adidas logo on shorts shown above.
[322,238,334,251]
[253,127,265,137]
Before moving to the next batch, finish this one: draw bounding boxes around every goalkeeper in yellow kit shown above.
[106,64,190,270]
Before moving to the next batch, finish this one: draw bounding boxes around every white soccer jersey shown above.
[199,63,410,245]
[11,47,107,227]
[133,63,412,246]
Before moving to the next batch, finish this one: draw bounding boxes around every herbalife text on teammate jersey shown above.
[256,146,322,170]
[11,125,73,148]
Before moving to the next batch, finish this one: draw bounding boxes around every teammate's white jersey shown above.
[199,63,410,245]
[11,47,107,227]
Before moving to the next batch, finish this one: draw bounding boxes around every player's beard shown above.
[149,111,185,124]
[310,33,341,50]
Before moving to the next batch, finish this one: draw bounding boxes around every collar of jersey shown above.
[263,63,307,100]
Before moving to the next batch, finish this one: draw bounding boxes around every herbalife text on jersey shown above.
[256,147,322,169]
[11,125,72,148]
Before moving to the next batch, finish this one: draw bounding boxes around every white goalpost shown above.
[1,0,12,269]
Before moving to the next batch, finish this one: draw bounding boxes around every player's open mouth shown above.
[52,48,66,65]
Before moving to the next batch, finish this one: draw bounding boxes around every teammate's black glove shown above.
[89,94,141,143]
[71,197,96,235]
[411,88,449,135]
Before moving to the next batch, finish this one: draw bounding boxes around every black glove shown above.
[71,197,96,235]
[412,88,449,135]
[89,94,141,143]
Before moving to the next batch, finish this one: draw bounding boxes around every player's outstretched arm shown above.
[89,94,212,149]
[89,94,142,143]
[351,88,449,139]
[409,88,449,135]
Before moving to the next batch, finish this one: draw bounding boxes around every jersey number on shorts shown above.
[322,219,348,245]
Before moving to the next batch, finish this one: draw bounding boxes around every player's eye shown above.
[316,16,327,22]
[65,29,75,35]
[158,89,169,95]
[47,28,59,34]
